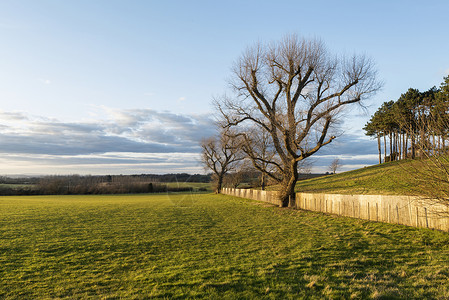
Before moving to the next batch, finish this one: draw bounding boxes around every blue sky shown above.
[0,0,448,175]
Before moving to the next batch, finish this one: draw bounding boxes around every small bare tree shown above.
[201,129,244,193]
[238,125,279,190]
[224,159,255,188]
[400,110,449,214]
[216,34,381,206]
[328,158,342,174]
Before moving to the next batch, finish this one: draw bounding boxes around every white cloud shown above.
[0,110,29,122]
[0,152,204,175]
[0,107,215,175]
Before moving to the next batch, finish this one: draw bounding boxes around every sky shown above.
[0,0,448,175]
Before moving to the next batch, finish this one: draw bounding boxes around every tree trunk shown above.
[404,133,408,159]
[384,134,387,162]
[432,134,436,156]
[377,134,381,164]
[437,135,440,155]
[279,160,298,207]
[215,174,224,194]
[389,131,393,160]
[261,173,265,191]
[441,135,446,154]
[393,131,397,160]
[420,127,425,158]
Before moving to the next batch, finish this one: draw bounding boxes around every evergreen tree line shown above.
[364,76,449,163]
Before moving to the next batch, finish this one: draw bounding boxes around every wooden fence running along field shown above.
[222,188,449,232]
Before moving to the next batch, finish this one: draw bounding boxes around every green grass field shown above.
[0,184,35,189]
[164,181,212,192]
[295,159,431,196]
[1,193,449,299]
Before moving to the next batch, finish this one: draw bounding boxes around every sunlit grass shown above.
[1,193,449,298]
[163,181,212,192]
[295,159,429,195]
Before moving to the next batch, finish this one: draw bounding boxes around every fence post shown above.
[396,205,400,225]
[425,207,429,228]
[376,203,379,221]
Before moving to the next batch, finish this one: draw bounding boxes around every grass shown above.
[163,181,212,192]
[0,183,38,190]
[1,193,449,298]
[0,184,34,188]
[295,159,430,196]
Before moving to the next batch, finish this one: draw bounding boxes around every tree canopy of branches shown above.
[201,129,244,193]
[364,76,449,162]
[216,34,381,207]
[238,127,278,190]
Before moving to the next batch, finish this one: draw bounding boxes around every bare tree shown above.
[238,125,279,190]
[224,171,245,189]
[216,34,381,206]
[400,109,449,214]
[201,129,244,193]
[328,158,342,174]
[224,159,255,188]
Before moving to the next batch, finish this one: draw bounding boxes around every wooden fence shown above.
[222,187,449,231]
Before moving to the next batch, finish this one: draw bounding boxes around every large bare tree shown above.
[201,129,244,193]
[216,34,381,207]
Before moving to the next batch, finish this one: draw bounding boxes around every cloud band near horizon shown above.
[0,107,215,175]
[0,107,378,175]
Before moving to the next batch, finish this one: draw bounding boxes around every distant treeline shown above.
[0,173,212,196]
[364,76,449,163]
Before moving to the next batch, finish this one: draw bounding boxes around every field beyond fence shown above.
[222,188,449,231]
